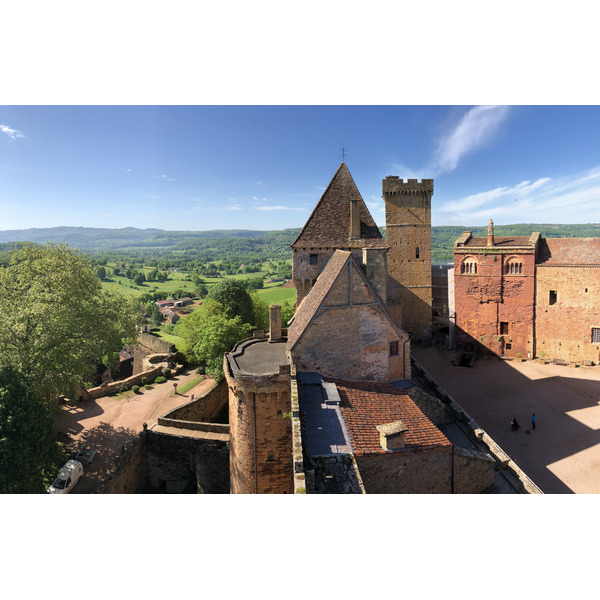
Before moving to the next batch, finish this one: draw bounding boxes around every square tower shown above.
[383,177,433,341]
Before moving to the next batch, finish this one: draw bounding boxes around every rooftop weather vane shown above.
[340,146,347,161]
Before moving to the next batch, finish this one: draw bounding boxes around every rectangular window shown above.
[500,322,509,335]
[309,254,318,265]
[549,290,557,305]
[389,341,399,356]
[505,343,512,350]
[592,328,600,343]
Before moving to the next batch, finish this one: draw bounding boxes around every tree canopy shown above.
[207,278,255,325]
[0,243,144,404]
[175,299,252,381]
[0,367,58,493]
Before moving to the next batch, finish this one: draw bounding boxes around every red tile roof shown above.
[291,163,384,249]
[331,380,452,455]
[536,238,600,266]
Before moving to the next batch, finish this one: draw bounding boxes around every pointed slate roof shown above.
[287,250,406,350]
[291,163,384,249]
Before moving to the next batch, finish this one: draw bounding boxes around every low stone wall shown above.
[161,379,228,423]
[84,366,164,400]
[96,433,148,494]
[411,357,543,494]
[407,386,445,427]
[453,446,495,494]
[138,332,175,354]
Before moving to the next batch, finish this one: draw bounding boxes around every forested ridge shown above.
[1,223,599,265]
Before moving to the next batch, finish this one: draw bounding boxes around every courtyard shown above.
[413,346,600,494]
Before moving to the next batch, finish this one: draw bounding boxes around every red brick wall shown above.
[454,251,536,358]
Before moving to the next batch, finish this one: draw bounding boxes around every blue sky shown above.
[1,105,599,232]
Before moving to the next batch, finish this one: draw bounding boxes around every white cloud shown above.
[429,106,511,175]
[159,174,176,182]
[436,166,600,225]
[1,124,25,141]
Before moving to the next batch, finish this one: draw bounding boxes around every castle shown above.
[453,220,600,365]
[223,164,497,494]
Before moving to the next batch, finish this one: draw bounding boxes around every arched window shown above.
[505,258,523,275]
[461,257,478,274]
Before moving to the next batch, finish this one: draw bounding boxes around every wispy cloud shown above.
[1,124,25,141]
[429,106,511,175]
[159,173,176,182]
[437,166,600,225]
[253,205,305,211]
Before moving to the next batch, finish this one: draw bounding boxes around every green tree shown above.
[0,367,59,493]
[134,271,146,286]
[250,292,269,331]
[96,265,106,280]
[175,300,252,380]
[0,243,144,405]
[207,278,254,325]
[145,302,164,327]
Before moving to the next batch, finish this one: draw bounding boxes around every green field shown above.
[256,285,296,306]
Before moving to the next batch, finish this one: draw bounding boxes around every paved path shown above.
[55,370,216,493]
[413,347,600,494]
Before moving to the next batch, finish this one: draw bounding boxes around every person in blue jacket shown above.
[531,413,536,430]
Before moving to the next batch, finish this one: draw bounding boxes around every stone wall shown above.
[454,251,536,358]
[84,365,164,400]
[96,433,148,494]
[383,177,433,340]
[355,446,453,494]
[407,386,445,427]
[310,455,365,493]
[453,446,495,494]
[145,429,229,493]
[160,379,228,423]
[535,266,600,364]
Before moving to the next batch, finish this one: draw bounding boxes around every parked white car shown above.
[47,460,84,494]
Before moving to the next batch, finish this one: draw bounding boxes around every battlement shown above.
[383,176,434,194]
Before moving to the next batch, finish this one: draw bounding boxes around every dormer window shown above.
[461,257,478,274]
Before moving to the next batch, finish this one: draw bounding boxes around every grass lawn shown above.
[257,285,296,306]
[177,375,205,395]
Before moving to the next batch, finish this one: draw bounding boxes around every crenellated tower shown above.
[383,177,433,341]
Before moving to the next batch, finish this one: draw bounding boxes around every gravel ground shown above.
[413,346,600,494]
[54,370,216,493]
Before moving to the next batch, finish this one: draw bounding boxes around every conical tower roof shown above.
[291,163,384,249]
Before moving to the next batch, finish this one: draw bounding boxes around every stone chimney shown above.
[350,199,361,240]
[362,247,388,303]
[269,304,282,342]
[487,218,495,247]
[376,420,409,450]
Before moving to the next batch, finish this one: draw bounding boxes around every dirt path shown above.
[413,346,600,494]
[55,369,216,493]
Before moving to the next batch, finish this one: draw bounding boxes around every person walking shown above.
[531,413,536,430]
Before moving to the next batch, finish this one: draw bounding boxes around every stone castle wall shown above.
[535,266,600,364]
[355,446,453,494]
[454,251,536,358]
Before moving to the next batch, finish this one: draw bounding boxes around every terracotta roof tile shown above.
[464,236,533,247]
[291,163,384,249]
[536,238,600,266]
[330,380,452,456]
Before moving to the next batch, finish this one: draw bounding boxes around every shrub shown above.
[155,376,167,384]
[141,377,147,386]
[131,385,140,393]
[144,384,151,390]
[195,366,205,375]
[162,367,172,378]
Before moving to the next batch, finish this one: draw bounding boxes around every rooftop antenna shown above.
[340,146,348,162]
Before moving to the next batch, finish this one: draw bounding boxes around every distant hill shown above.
[0,226,278,249]
[1,224,598,262]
